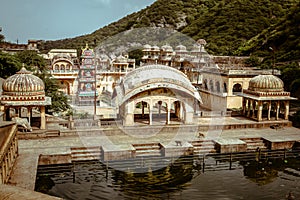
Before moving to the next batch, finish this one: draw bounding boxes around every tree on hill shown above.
[0,34,4,43]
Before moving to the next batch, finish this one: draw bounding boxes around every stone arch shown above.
[113,65,202,126]
[134,101,151,124]
[152,100,168,124]
[60,64,65,71]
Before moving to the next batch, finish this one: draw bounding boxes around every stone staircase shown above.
[45,129,60,137]
[132,143,163,157]
[70,146,102,162]
[240,137,268,152]
[190,140,217,155]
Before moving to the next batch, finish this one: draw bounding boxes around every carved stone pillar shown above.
[40,106,46,129]
[257,101,263,121]
[242,98,247,116]
[166,104,171,125]
[268,101,272,121]
[149,109,153,125]
[284,101,290,120]
[276,101,280,120]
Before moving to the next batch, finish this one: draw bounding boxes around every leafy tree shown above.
[35,70,71,114]
[0,51,22,78]
[244,56,261,68]
[128,49,143,66]
[0,34,4,42]
[15,50,46,70]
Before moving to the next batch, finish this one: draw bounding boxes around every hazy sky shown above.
[0,0,156,44]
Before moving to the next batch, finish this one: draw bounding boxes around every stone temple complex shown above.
[0,42,300,199]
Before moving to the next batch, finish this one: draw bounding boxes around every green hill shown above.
[37,0,298,60]
[237,2,300,62]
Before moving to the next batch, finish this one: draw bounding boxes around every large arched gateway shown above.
[113,65,202,126]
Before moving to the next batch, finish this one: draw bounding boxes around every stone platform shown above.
[7,116,300,194]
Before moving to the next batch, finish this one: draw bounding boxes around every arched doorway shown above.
[134,101,150,125]
[152,100,168,124]
[172,100,182,122]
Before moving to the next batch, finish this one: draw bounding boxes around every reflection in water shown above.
[35,156,300,200]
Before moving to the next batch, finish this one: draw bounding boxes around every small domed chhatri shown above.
[240,74,296,122]
[248,75,284,92]
[0,66,51,130]
[2,67,45,97]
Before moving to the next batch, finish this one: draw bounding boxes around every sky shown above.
[0,0,156,44]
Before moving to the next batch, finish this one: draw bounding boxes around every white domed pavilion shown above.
[240,74,296,121]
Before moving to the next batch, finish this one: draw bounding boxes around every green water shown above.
[35,156,300,200]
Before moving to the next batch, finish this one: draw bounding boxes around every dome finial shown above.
[17,65,32,74]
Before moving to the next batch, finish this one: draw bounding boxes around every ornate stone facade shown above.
[0,67,51,129]
[48,49,79,95]
[77,45,98,106]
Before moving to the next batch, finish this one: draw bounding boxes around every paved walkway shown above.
[8,116,300,191]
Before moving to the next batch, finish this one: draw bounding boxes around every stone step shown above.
[247,146,268,151]
[132,143,161,147]
[190,140,214,145]
[45,130,60,137]
[246,142,266,146]
[243,140,265,144]
[37,164,72,174]
[135,149,162,157]
[71,156,100,161]
[194,149,217,155]
[71,146,101,151]
[241,138,264,142]
[135,152,162,157]
[134,146,161,151]
[194,145,215,150]
[70,146,102,161]
[71,152,101,158]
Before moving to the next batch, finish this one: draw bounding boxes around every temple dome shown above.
[143,44,151,50]
[248,75,284,92]
[175,44,187,52]
[2,67,45,96]
[161,44,173,52]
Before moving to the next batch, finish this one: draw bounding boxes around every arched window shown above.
[216,81,221,93]
[232,83,242,94]
[60,64,65,71]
